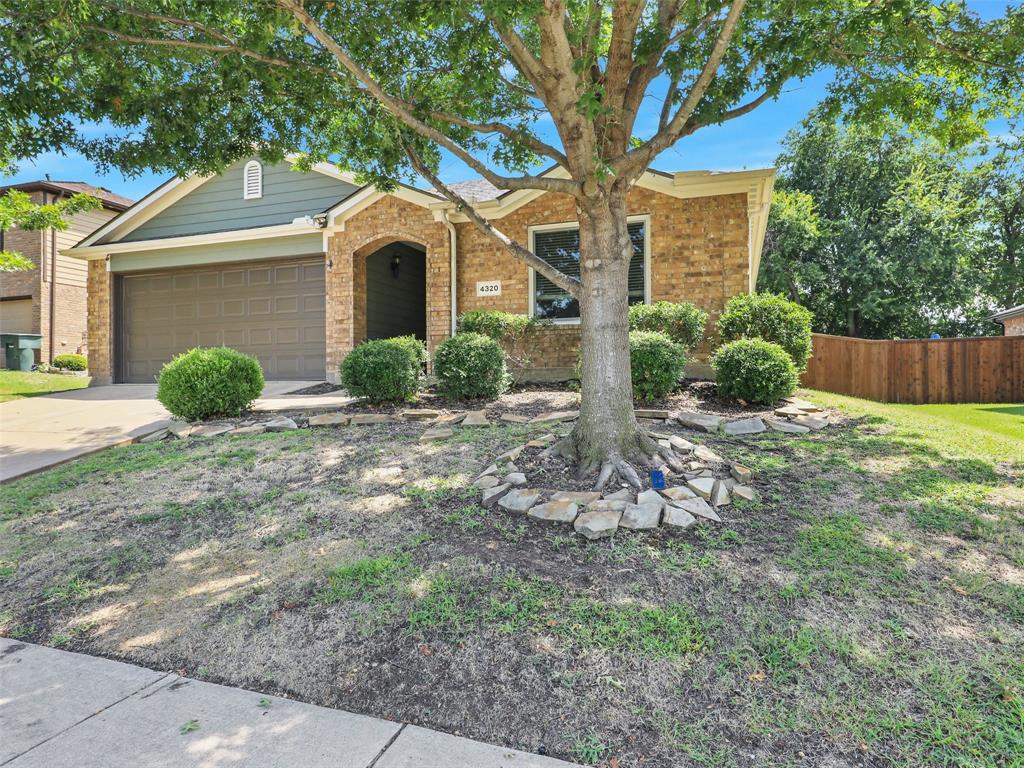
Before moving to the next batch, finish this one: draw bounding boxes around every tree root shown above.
[540,430,686,492]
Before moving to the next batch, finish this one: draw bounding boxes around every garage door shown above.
[120,257,325,383]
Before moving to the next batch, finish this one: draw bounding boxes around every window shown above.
[243,160,263,200]
[530,219,648,320]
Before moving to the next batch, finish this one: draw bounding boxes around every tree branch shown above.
[402,141,581,298]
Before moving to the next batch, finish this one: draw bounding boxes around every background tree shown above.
[760,113,993,338]
[0,190,100,271]
[3,1,1021,485]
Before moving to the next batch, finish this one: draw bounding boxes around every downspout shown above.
[442,211,457,335]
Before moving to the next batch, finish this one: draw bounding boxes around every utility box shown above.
[1,333,42,371]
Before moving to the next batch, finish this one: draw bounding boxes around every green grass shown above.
[316,554,419,604]
[0,370,90,402]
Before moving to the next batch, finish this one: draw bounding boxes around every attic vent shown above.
[243,160,263,200]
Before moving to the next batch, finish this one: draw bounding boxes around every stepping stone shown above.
[662,505,697,530]
[723,417,766,436]
[710,480,731,507]
[657,439,672,450]
[350,414,392,425]
[686,477,716,500]
[733,484,758,502]
[730,464,753,484]
[783,397,822,413]
[637,488,665,507]
[673,495,720,522]
[774,405,805,418]
[462,410,490,427]
[620,502,662,530]
[474,475,500,490]
[496,445,524,462]
[138,428,168,444]
[551,491,602,505]
[722,477,737,490]
[229,424,266,436]
[662,485,696,501]
[574,508,622,540]
[635,408,670,419]
[481,483,511,508]
[693,445,723,463]
[603,488,633,502]
[498,488,541,513]
[528,500,579,524]
[529,410,578,425]
[262,416,298,431]
[526,433,556,448]
[585,499,628,513]
[792,414,829,431]
[502,462,520,474]
[475,464,498,480]
[687,461,706,471]
[500,413,531,424]
[503,472,527,487]
[434,412,467,425]
[400,409,441,421]
[676,411,722,433]
[764,416,809,434]
[419,428,453,442]
[191,424,233,438]
[168,421,193,439]
[308,412,350,426]
[669,435,695,452]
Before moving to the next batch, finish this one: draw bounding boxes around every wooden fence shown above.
[801,333,1024,404]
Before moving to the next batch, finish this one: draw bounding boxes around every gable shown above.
[115,159,359,243]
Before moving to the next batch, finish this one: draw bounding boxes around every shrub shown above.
[628,301,708,351]
[157,347,264,421]
[340,336,425,403]
[629,331,687,401]
[433,332,510,400]
[717,293,813,369]
[457,310,534,342]
[51,353,87,371]
[711,338,798,404]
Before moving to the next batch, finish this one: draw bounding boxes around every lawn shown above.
[1,387,1021,768]
[0,370,90,402]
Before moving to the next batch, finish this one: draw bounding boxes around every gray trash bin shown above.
[1,333,42,371]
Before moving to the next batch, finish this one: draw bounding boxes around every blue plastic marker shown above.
[650,469,666,489]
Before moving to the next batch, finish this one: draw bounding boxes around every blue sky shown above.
[0,1,1009,202]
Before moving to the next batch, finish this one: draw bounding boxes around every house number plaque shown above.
[476,280,502,297]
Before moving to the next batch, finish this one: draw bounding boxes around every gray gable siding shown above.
[119,160,358,242]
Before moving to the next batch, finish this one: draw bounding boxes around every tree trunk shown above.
[564,187,650,487]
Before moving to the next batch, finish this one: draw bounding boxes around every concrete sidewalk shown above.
[0,639,579,767]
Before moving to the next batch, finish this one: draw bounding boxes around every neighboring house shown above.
[991,305,1024,336]
[69,157,774,384]
[0,180,133,366]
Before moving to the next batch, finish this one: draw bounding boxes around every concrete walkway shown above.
[0,382,353,483]
[0,639,578,767]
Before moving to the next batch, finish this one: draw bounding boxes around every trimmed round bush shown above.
[711,338,799,404]
[717,293,813,369]
[457,310,533,342]
[628,301,708,351]
[52,353,87,371]
[433,332,510,400]
[340,336,425,403]
[157,347,264,421]
[629,330,687,401]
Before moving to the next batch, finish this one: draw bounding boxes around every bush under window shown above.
[433,332,510,400]
[157,347,265,421]
[51,353,87,371]
[457,310,534,342]
[340,336,425,403]
[717,293,813,369]
[629,330,687,401]
[628,301,708,351]
[711,338,799,404]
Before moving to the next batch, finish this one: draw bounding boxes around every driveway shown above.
[0,381,344,483]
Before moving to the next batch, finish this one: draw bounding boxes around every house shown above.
[0,180,133,365]
[68,158,774,384]
[991,305,1024,336]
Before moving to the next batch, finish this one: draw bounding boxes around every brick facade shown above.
[86,259,114,384]
[1002,315,1024,337]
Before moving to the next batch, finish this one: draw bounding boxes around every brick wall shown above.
[1003,315,1024,336]
[87,259,114,384]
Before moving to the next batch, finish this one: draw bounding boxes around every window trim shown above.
[527,214,651,324]
[243,160,263,200]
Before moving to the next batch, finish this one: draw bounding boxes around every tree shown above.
[760,113,995,338]
[2,1,1021,485]
[0,189,100,271]
[971,133,1024,311]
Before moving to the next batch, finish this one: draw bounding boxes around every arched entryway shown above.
[362,241,427,342]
